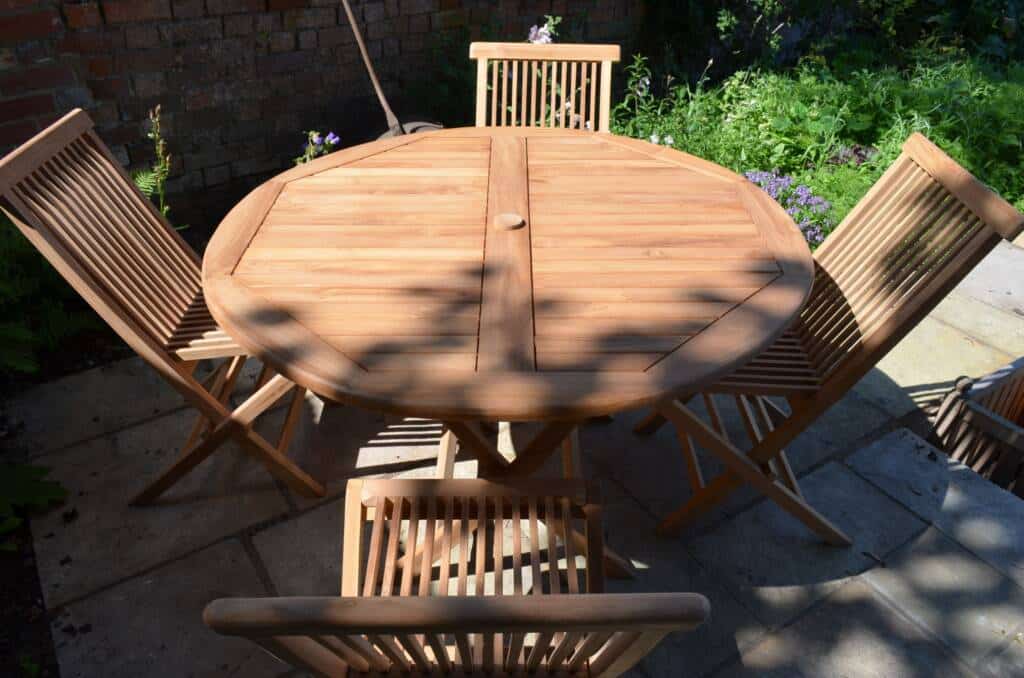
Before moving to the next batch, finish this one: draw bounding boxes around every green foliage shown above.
[614,51,1024,241]
[0,213,98,375]
[0,463,65,552]
[635,1,1024,91]
[132,105,172,221]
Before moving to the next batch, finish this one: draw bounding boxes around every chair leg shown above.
[656,400,851,546]
[133,374,324,504]
[436,428,459,479]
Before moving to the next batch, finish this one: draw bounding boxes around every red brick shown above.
[207,0,264,14]
[298,29,316,49]
[125,24,160,49]
[268,0,306,9]
[0,64,75,96]
[102,0,171,25]
[0,9,62,43]
[172,0,205,18]
[0,119,37,149]
[268,31,293,52]
[158,17,222,44]
[87,76,131,100]
[57,29,116,54]
[224,13,253,36]
[0,0,43,10]
[0,93,54,124]
[85,55,115,78]
[283,7,334,29]
[63,2,103,29]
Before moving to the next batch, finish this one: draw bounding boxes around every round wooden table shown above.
[203,127,813,431]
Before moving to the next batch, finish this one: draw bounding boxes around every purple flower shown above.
[528,25,553,44]
[745,168,833,247]
[325,132,340,146]
[311,133,323,146]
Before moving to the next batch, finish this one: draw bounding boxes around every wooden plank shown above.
[477,135,535,371]
[470,42,621,61]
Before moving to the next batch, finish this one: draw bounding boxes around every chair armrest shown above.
[204,592,709,637]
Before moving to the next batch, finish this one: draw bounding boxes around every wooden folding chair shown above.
[0,109,324,504]
[935,356,1024,496]
[204,478,709,676]
[470,42,621,131]
[635,133,1024,544]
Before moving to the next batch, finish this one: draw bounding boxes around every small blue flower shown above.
[325,132,340,146]
[311,133,323,146]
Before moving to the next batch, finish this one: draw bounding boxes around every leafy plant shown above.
[294,130,340,165]
[132,105,172,220]
[614,50,1023,245]
[0,463,65,552]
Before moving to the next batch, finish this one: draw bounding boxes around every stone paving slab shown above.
[863,526,1024,669]
[712,579,973,678]
[847,429,1024,591]
[31,407,290,608]
[49,538,282,678]
[854,316,1014,418]
[954,241,1024,317]
[932,291,1024,357]
[687,462,926,628]
[598,481,767,678]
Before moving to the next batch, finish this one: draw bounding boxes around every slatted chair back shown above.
[470,42,621,131]
[794,133,1024,398]
[935,356,1024,496]
[0,109,203,388]
[206,478,709,677]
[343,479,605,599]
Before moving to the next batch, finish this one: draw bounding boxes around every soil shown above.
[0,519,60,678]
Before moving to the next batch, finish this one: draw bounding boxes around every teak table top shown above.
[203,127,813,421]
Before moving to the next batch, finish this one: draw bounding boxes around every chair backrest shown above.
[0,109,202,375]
[795,133,1024,397]
[205,593,709,677]
[470,42,621,132]
[343,478,604,598]
[935,356,1024,495]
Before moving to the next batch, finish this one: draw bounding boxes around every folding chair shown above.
[470,42,620,131]
[635,133,1024,543]
[205,478,709,676]
[0,109,324,504]
[935,356,1024,496]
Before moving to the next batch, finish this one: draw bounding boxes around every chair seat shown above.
[713,330,822,396]
[165,290,244,361]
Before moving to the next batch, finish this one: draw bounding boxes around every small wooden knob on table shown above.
[494,212,526,230]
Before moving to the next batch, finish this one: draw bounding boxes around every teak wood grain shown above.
[203,127,814,421]
[206,478,710,676]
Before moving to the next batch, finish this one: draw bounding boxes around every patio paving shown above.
[4,242,1024,677]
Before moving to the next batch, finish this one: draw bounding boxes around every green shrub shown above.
[614,51,1024,241]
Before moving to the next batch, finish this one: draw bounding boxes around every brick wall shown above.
[0,0,639,231]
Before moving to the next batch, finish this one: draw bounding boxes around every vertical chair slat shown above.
[380,496,403,596]
[501,60,509,126]
[512,59,520,127]
[529,61,538,126]
[540,61,549,126]
[589,62,598,130]
[490,60,499,126]
[440,497,453,596]
[457,497,470,596]
[561,497,579,594]
[400,497,418,596]
[363,496,388,597]
[559,61,568,127]
[528,496,543,595]
[418,498,436,596]
[545,496,561,594]
[569,61,578,128]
